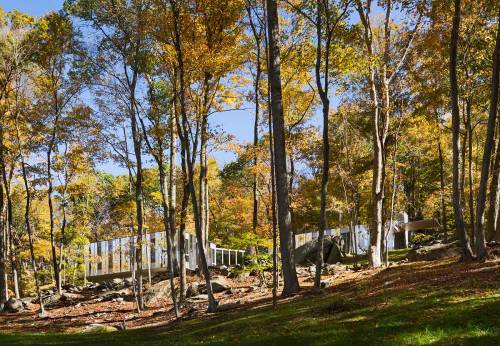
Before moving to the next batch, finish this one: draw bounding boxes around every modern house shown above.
[293,212,432,254]
[84,230,245,281]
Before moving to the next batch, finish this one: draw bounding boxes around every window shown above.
[97,242,102,271]
[88,246,92,273]
[108,240,113,271]
[150,234,156,264]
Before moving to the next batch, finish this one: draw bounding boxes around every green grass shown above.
[2,256,500,345]
[343,248,410,266]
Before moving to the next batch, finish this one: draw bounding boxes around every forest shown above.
[0,0,499,344]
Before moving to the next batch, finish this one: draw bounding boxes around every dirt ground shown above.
[2,257,500,334]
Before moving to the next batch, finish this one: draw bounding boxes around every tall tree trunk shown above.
[356,1,383,268]
[486,134,500,240]
[268,85,278,308]
[170,0,218,312]
[199,73,210,264]
[0,171,5,303]
[313,0,331,291]
[0,126,7,302]
[475,13,500,256]
[130,98,145,310]
[252,25,261,237]
[265,0,299,297]
[437,135,448,240]
[169,111,179,272]
[263,5,278,306]
[178,143,188,304]
[58,147,69,292]
[466,99,475,246]
[15,118,45,316]
[450,0,474,261]
[47,114,61,294]
[160,163,179,318]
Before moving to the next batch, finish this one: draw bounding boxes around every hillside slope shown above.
[1,255,500,345]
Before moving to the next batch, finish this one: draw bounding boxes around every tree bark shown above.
[263,4,278,306]
[450,0,474,261]
[178,145,189,304]
[314,0,331,291]
[356,0,383,268]
[0,163,5,303]
[170,0,218,312]
[169,108,179,272]
[129,77,145,309]
[437,134,448,240]
[15,117,45,316]
[486,133,500,240]
[47,112,61,294]
[160,163,179,318]
[265,0,299,297]
[474,11,500,258]
[466,99,475,247]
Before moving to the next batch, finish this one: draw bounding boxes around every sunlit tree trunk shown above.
[47,110,61,294]
[263,5,278,306]
[15,116,45,316]
[4,162,19,298]
[475,12,500,256]
[450,0,474,261]
[170,0,218,312]
[465,99,475,246]
[313,0,331,291]
[265,0,299,297]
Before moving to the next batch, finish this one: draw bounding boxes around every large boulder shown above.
[82,324,118,333]
[111,278,125,289]
[186,283,200,298]
[325,243,342,264]
[61,292,85,303]
[144,281,171,305]
[406,241,461,261]
[210,276,231,293]
[4,297,23,313]
[295,236,342,265]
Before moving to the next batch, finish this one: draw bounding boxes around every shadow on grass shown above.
[2,257,500,345]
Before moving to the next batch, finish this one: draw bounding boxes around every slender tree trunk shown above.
[0,171,5,303]
[356,1,383,268]
[266,0,299,297]
[263,5,278,306]
[466,99,475,246]
[252,29,261,237]
[0,126,7,303]
[58,188,67,290]
[47,114,61,294]
[199,74,210,264]
[130,101,145,309]
[169,111,179,272]
[170,0,217,312]
[15,118,45,316]
[160,164,179,318]
[437,136,448,240]
[387,133,399,265]
[313,0,331,291]
[486,135,500,240]
[178,146,188,304]
[58,148,69,292]
[450,0,474,261]
[474,13,500,258]
[268,90,278,308]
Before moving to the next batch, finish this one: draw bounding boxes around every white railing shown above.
[84,230,245,277]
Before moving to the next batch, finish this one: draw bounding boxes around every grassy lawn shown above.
[1,256,500,345]
[342,248,410,267]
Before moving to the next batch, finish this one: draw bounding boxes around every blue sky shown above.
[2,0,261,175]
